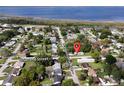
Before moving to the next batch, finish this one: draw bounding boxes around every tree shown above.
[82,42,92,53]
[35,50,52,66]
[91,50,101,63]
[44,26,52,33]
[37,34,43,40]
[14,76,29,86]
[58,56,67,64]
[32,36,42,44]
[111,66,121,83]
[105,54,117,65]
[74,26,80,33]
[14,62,46,86]
[61,31,67,36]
[45,38,51,45]
[118,37,124,43]
[0,48,12,57]
[58,48,66,56]
[88,76,94,85]
[101,39,111,45]
[66,41,74,53]
[118,51,124,58]
[29,80,41,86]
[79,73,87,80]
[99,29,112,39]
[28,32,33,40]
[103,63,112,76]
[27,42,33,51]
[36,65,45,75]
[77,34,85,42]
[62,79,76,86]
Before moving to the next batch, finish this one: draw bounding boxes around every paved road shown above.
[55,27,65,47]
[13,43,21,54]
[55,27,80,85]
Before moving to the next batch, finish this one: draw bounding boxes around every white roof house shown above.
[116,43,124,49]
[67,33,77,40]
[2,24,11,28]
[32,32,44,36]
[53,62,61,71]
[116,62,124,70]
[52,62,62,85]
[52,44,57,54]
[18,28,25,33]
[14,61,24,69]
[77,58,95,63]
[5,41,16,47]
[50,37,56,43]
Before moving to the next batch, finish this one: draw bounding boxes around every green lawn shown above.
[64,70,72,77]
[30,44,52,56]
[89,62,108,78]
[76,70,88,85]
[4,66,13,73]
[12,56,20,60]
[23,61,36,70]
[72,59,79,66]
[0,58,6,64]
[41,78,53,85]
[0,76,7,80]
[89,62,104,69]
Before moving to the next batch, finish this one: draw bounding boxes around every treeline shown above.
[0,17,105,27]
[0,30,20,45]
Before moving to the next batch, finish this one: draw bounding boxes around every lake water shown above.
[0,6,124,21]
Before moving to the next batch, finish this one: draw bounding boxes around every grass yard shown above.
[12,56,20,60]
[23,61,36,70]
[76,70,88,85]
[4,66,13,73]
[64,70,72,77]
[0,58,6,64]
[0,76,7,80]
[41,78,53,85]
[72,59,79,66]
[89,62,104,69]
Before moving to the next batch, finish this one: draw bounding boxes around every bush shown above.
[62,79,77,86]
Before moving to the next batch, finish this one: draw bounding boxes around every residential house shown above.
[116,61,124,70]
[52,61,62,85]
[81,63,90,71]
[50,37,56,44]
[52,44,57,54]
[67,33,77,40]
[11,68,21,76]
[14,61,24,69]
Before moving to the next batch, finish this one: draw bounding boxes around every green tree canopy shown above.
[62,79,76,86]
[0,48,12,57]
[105,54,117,65]
[91,50,101,63]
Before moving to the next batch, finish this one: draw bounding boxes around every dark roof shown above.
[93,77,100,83]
[54,69,62,75]
[12,68,20,75]
[53,75,62,85]
[81,63,90,68]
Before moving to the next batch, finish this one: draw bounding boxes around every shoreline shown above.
[1,14,124,25]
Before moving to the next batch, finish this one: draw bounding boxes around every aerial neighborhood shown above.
[0,20,124,86]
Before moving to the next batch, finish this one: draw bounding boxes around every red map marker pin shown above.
[74,42,81,53]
